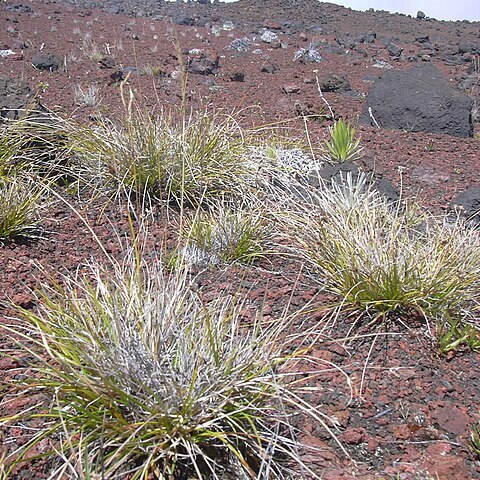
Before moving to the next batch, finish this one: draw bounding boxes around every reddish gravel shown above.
[1,1,480,479]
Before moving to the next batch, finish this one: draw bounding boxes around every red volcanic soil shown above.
[1,1,480,479]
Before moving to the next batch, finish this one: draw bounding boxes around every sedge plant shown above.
[0,175,48,239]
[283,172,480,324]
[1,246,345,479]
[69,91,252,206]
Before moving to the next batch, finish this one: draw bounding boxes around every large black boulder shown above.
[360,63,474,137]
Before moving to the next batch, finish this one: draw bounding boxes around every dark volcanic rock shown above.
[450,187,480,223]
[317,74,351,93]
[360,63,474,137]
[31,52,63,71]
[188,53,219,75]
[5,4,33,13]
[0,77,35,120]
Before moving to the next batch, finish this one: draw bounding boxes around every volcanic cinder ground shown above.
[0,1,480,479]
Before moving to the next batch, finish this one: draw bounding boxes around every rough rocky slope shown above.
[0,1,479,479]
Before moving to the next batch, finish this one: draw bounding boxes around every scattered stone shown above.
[260,30,278,44]
[5,4,33,13]
[229,71,244,82]
[459,43,480,55]
[360,63,474,137]
[31,52,63,71]
[430,404,471,435]
[387,43,403,58]
[308,162,359,188]
[415,35,430,45]
[0,77,35,120]
[372,176,399,203]
[336,36,356,50]
[450,187,480,223]
[263,20,282,30]
[390,424,411,440]
[109,67,138,84]
[283,84,301,94]
[260,59,279,74]
[172,14,195,26]
[98,56,116,68]
[317,74,351,93]
[417,10,426,19]
[188,53,219,75]
[341,427,366,445]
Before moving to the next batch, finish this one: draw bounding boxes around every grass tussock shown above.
[0,175,48,239]
[284,172,480,322]
[69,101,253,206]
[178,200,270,267]
[0,112,68,178]
[2,248,341,479]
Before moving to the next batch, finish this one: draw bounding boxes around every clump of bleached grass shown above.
[74,84,100,107]
[282,172,480,322]
[245,139,321,187]
[68,96,253,205]
[2,245,344,479]
[178,199,270,267]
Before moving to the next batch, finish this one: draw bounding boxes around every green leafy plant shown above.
[321,119,363,163]
[0,176,47,239]
[180,201,269,266]
[284,172,480,322]
[425,139,435,152]
[2,249,344,479]
[437,316,480,354]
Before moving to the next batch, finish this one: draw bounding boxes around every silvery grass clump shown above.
[179,200,271,267]
[282,172,480,323]
[0,175,48,239]
[68,99,253,206]
[2,250,343,479]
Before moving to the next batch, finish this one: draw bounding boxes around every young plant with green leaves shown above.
[2,249,344,479]
[284,172,480,323]
[321,119,363,163]
[470,422,480,457]
[437,315,480,355]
